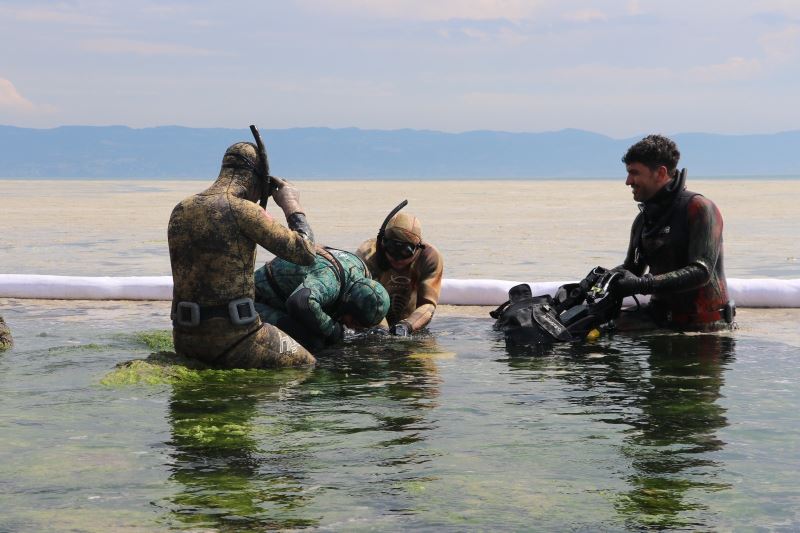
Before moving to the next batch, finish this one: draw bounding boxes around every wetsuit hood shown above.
[207,142,264,200]
[385,212,423,245]
[340,278,390,328]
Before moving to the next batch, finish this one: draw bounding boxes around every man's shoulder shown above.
[417,242,444,272]
[684,191,719,211]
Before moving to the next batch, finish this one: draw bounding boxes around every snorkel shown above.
[249,124,272,209]
[376,199,408,271]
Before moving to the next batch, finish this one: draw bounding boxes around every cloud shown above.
[0,78,36,112]
[0,78,55,117]
[79,38,220,57]
[760,24,800,62]
[562,9,608,23]
[688,57,762,81]
[298,0,544,21]
[0,5,101,25]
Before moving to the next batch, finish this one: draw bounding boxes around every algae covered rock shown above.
[100,351,210,386]
[0,315,12,351]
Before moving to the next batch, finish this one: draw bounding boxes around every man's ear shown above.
[657,165,671,182]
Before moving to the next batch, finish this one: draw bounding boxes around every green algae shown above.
[131,329,174,351]
[48,342,109,354]
[100,352,208,386]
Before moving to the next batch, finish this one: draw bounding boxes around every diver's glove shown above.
[389,321,412,337]
[611,270,654,297]
[271,177,303,216]
[366,326,389,336]
[325,322,345,345]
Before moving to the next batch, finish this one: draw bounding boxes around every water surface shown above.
[1,300,799,531]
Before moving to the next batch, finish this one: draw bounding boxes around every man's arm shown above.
[614,197,721,296]
[396,246,443,333]
[648,195,721,292]
[237,201,316,266]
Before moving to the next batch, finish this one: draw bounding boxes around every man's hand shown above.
[389,322,411,337]
[325,322,344,345]
[611,270,653,297]
[271,177,302,215]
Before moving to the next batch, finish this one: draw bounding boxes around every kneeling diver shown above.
[357,201,444,336]
[254,247,390,351]
[168,126,317,369]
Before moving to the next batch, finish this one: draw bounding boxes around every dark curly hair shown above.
[622,134,680,173]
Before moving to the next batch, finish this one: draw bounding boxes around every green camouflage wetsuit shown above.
[0,315,12,351]
[615,175,732,332]
[254,247,390,352]
[168,142,317,369]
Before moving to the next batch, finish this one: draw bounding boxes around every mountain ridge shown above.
[1,125,798,178]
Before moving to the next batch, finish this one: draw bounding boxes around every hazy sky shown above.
[2,0,799,136]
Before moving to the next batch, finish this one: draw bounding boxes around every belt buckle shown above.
[228,298,258,326]
[176,301,201,327]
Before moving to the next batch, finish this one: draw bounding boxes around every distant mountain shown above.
[1,125,798,178]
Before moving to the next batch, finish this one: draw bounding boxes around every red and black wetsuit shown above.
[620,178,731,330]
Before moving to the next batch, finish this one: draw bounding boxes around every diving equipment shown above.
[376,200,408,270]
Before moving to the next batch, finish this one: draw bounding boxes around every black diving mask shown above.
[382,238,421,260]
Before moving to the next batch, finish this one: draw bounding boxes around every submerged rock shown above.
[0,315,12,351]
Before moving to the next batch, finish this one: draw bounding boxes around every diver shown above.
[356,201,444,336]
[168,126,317,369]
[0,315,12,351]
[254,247,390,351]
[610,134,733,332]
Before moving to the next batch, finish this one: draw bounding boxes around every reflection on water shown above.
[615,334,733,530]
[2,300,799,532]
[504,332,735,530]
[165,369,318,531]
[163,337,442,531]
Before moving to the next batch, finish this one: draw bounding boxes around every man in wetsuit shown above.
[611,134,733,331]
[0,315,12,351]
[254,247,390,351]
[357,209,444,336]
[168,140,317,368]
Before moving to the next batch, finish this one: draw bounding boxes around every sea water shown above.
[1,179,799,531]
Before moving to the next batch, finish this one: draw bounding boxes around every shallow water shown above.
[1,179,799,531]
[1,299,799,532]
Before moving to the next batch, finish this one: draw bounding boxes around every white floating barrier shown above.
[0,275,799,308]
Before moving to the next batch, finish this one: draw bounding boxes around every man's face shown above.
[625,162,670,202]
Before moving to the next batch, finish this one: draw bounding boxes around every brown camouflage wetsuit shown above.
[616,181,731,332]
[168,142,317,368]
[356,238,443,332]
[0,315,12,351]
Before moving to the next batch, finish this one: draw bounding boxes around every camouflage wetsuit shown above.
[168,142,317,368]
[356,239,444,332]
[616,179,731,331]
[0,315,12,351]
[254,247,389,351]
